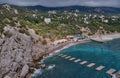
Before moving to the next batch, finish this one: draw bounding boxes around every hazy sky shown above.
[0,0,120,7]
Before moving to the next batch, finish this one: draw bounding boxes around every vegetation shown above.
[42,39,47,45]
[0,4,120,39]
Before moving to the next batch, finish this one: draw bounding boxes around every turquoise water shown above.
[33,39,120,78]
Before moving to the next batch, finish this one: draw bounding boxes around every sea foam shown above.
[32,69,42,78]
[47,64,56,70]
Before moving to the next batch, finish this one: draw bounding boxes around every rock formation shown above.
[0,26,46,78]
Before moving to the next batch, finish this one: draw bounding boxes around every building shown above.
[52,39,67,45]
[67,34,84,41]
[44,18,51,24]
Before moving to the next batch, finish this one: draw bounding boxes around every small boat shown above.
[90,38,104,43]
[90,34,113,43]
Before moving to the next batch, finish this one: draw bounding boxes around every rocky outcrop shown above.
[20,64,29,78]
[28,29,40,42]
[0,26,46,78]
[4,76,11,78]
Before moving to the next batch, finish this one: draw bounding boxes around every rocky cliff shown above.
[0,26,46,78]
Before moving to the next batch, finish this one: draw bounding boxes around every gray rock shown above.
[0,26,46,78]
[11,62,20,72]
[20,64,29,78]
[4,76,11,78]
[28,29,39,42]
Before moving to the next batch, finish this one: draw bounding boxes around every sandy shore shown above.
[45,39,90,55]
[35,39,90,65]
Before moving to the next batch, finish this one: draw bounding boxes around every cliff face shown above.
[0,26,45,78]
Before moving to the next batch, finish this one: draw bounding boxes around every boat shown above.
[90,38,104,43]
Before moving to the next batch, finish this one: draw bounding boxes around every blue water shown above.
[33,39,120,78]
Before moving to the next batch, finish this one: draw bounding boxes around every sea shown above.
[32,38,120,78]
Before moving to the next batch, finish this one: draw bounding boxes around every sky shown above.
[0,0,120,7]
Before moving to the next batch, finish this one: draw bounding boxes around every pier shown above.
[74,59,81,63]
[87,63,95,67]
[57,53,119,76]
[80,61,88,65]
[106,68,116,74]
[69,57,76,61]
[96,66,105,71]
[65,56,71,59]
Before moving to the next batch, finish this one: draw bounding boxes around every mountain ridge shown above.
[26,5,120,13]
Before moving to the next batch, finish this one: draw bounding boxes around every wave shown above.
[38,41,89,64]
[54,43,75,53]
[47,64,56,70]
[32,69,42,78]
[38,43,75,63]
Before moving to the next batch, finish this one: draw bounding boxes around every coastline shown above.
[45,39,90,58]
[31,39,90,77]
[32,33,120,68]
[31,33,120,77]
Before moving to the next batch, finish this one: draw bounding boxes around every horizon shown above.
[1,3,120,9]
[0,0,120,8]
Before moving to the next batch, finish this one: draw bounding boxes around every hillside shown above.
[0,4,120,38]
[0,3,120,78]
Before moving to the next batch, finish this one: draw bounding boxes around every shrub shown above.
[42,39,47,45]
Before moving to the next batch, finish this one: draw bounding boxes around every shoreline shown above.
[32,33,120,67]
[44,39,90,58]
[34,33,120,63]
[32,40,90,67]
[31,39,90,77]
[31,33,120,77]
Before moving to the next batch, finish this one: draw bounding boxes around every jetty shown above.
[87,63,95,67]
[112,71,120,78]
[57,53,120,77]
[69,57,76,61]
[96,66,105,71]
[74,59,81,63]
[80,61,88,65]
[65,56,71,59]
[106,68,116,74]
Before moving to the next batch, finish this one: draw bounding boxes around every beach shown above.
[34,33,120,67]
[32,33,120,78]
[33,37,120,78]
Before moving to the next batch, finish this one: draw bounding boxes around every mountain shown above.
[0,4,120,78]
[26,5,120,13]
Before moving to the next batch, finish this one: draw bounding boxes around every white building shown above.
[52,39,67,45]
[48,11,56,14]
[44,18,51,24]
[102,19,109,23]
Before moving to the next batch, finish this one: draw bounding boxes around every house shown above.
[66,35,74,39]
[44,18,51,24]
[102,19,109,23]
[67,34,84,42]
[52,39,67,45]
